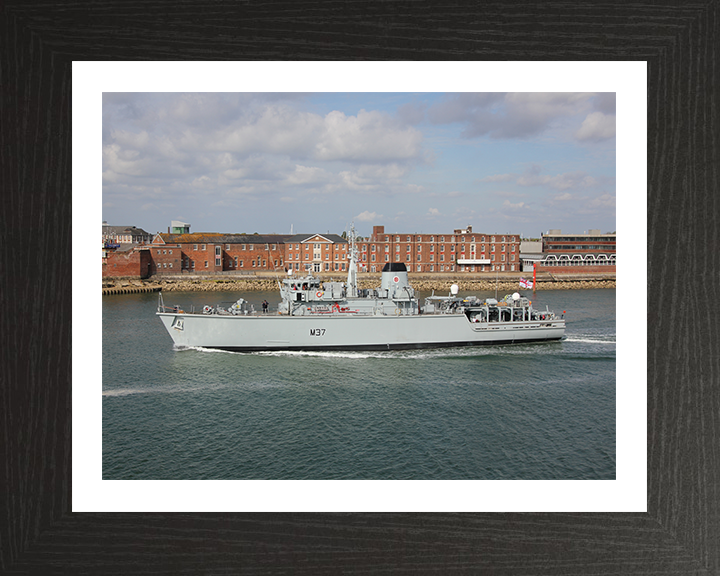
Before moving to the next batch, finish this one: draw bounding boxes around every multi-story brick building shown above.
[363,225,522,273]
[151,232,292,275]
[536,229,616,272]
[284,233,350,273]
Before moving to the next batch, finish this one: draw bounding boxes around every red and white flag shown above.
[519,277,533,289]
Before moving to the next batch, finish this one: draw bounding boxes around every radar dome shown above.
[512,292,520,300]
[450,284,459,295]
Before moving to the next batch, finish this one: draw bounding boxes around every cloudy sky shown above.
[102,92,616,238]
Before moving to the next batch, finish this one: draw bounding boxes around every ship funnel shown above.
[381,263,410,297]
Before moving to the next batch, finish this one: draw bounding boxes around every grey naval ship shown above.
[157,230,565,352]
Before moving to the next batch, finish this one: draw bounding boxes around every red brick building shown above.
[150,233,292,275]
[284,233,350,273]
[102,246,152,278]
[363,225,521,273]
[536,229,616,273]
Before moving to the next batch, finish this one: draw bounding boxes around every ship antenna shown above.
[346,222,358,298]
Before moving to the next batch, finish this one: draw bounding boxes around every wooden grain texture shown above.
[1,1,718,574]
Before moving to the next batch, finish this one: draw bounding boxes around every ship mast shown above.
[346,223,358,298]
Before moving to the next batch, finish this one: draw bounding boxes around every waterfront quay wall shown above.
[102,271,615,295]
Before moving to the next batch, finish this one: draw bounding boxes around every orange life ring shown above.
[316,291,324,298]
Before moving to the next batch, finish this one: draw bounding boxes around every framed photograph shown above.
[4,4,716,574]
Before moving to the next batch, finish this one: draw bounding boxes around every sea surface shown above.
[102,288,615,480]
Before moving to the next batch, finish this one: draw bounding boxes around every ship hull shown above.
[157,312,565,352]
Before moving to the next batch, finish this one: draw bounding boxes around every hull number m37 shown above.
[310,328,326,336]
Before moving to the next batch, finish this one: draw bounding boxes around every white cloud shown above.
[485,166,609,192]
[428,92,596,139]
[356,210,382,222]
[427,208,441,217]
[575,111,616,142]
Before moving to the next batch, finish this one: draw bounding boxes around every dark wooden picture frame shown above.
[2,2,718,574]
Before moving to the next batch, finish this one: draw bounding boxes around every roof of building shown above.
[154,232,295,245]
[285,233,347,244]
[103,225,151,236]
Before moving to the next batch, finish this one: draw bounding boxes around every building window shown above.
[406,255,411,262]
[385,255,389,262]
[371,254,376,262]
[417,265,422,272]
[371,244,376,252]
[202,244,206,250]
[417,255,421,262]
[440,255,444,261]
[325,263,330,271]
[216,257,221,266]
[249,244,254,251]
[430,265,435,272]
[417,246,422,253]
[395,254,400,261]
[191,261,195,268]
[234,257,238,266]
[204,261,208,268]
[226,244,230,250]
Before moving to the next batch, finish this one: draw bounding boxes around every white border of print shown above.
[74,61,646,512]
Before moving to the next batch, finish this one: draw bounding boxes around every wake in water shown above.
[564,336,616,345]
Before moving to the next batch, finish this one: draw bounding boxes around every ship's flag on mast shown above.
[519,277,534,289]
